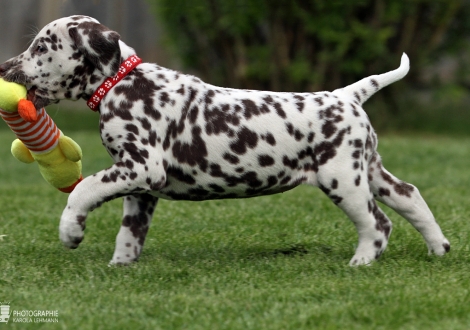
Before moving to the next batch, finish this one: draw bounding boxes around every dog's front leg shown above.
[59,163,149,249]
[109,194,158,265]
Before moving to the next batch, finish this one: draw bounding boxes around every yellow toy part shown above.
[0,78,37,121]
[11,134,83,193]
[11,139,35,163]
[0,78,84,193]
[0,78,27,112]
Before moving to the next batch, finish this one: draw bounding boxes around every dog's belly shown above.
[150,184,302,201]
[151,167,316,201]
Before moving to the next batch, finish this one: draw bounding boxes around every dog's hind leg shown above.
[317,161,392,266]
[109,193,158,265]
[368,153,450,255]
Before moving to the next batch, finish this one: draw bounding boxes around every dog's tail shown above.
[333,53,409,105]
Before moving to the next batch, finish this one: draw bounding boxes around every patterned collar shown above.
[87,54,142,111]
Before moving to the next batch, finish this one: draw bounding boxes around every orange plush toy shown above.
[0,78,83,193]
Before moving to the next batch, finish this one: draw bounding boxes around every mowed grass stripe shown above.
[0,130,469,329]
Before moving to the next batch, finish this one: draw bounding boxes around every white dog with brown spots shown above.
[0,15,450,266]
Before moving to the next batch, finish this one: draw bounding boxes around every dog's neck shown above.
[83,41,137,101]
[87,54,141,111]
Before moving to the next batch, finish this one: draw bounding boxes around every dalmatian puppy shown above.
[0,15,450,266]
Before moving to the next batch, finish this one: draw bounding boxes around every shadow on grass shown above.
[137,241,349,267]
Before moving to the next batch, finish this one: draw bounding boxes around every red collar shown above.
[87,55,142,111]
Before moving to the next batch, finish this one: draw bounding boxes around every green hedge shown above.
[148,0,469,92]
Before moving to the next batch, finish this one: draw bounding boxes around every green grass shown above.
[0,113,470,329]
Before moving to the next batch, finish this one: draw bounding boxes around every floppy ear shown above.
[69,21,121,77]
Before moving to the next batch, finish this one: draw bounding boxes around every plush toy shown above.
[0,78,83,193]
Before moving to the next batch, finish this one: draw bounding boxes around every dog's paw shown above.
[59,224,84,249]
[428,238,451,256]
[349,255,374,266]
[109,246,141,266]
[59,215,86,249]
[108,256,137,266]
[349,247,377,266]
[349,240,385,266]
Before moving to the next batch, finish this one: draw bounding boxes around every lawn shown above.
[0,110,469,329]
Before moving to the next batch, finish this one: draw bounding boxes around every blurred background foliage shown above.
[0,0,469,135]
[148,0,470,135]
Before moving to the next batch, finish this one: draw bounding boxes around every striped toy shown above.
[0,107,61,153]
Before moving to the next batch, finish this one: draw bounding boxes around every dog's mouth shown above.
[27,86,52,109]
[1,65,57,109]
[27,86,37,101]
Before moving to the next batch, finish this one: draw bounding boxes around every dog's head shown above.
[0,15,121,109]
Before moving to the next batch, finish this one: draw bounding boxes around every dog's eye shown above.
[35,45,47,54]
